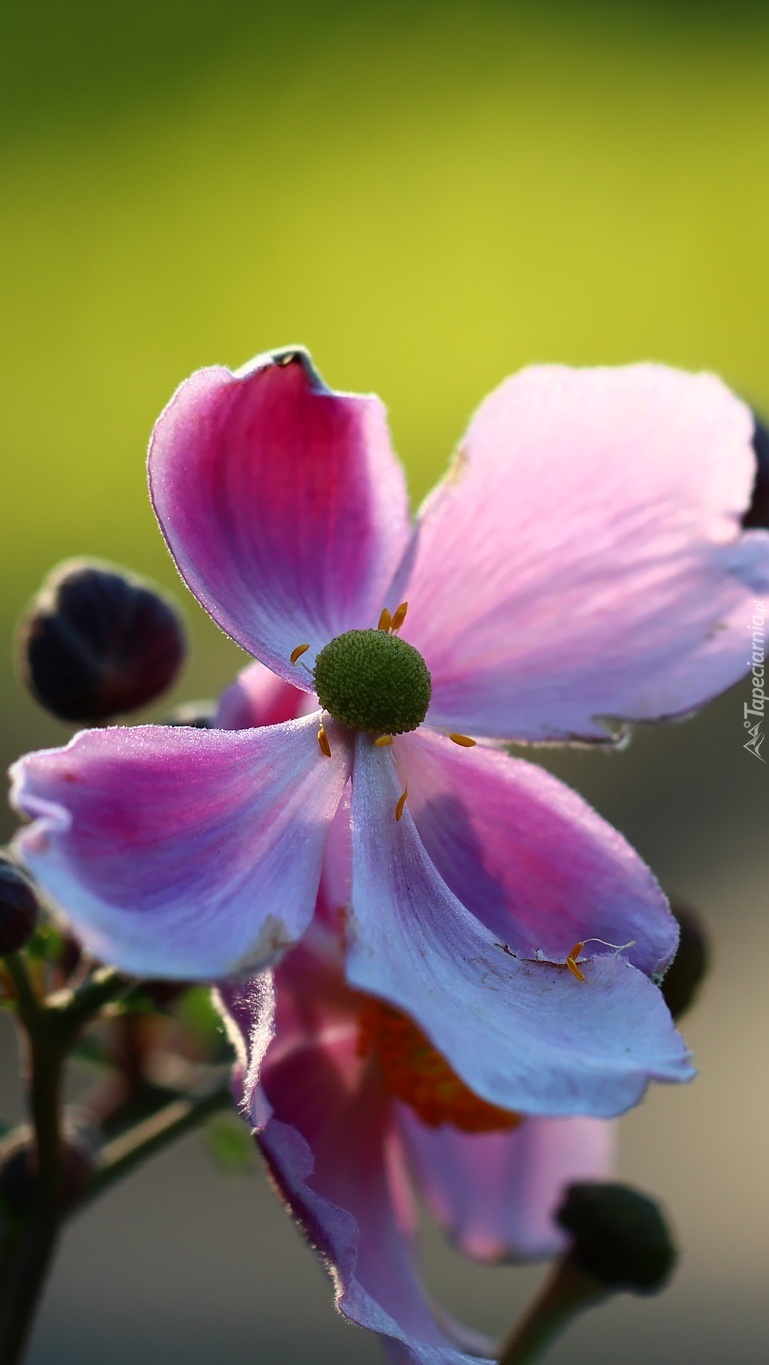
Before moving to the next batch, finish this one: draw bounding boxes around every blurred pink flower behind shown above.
[219,903,615,1365]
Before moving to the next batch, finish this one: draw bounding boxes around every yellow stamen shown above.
[449,733,476,747]
[377,608,392,631]
[317,726,332,758]
[395,787,408,821]
[374,734,394,747]
[290,643,310,665]
[390,601,409,632]
[566,940,586,982]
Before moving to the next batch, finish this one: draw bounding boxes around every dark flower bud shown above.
[17,558,186,722]
[743,413,769,530]
[0,1126,94,1215]
[163,700,216,728]
[0,853,40,955]
[557,1182,677,1295]
[661,901,711,1020]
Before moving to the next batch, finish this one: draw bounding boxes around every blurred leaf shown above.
[175,987,228,1055]
[204,1114,257,1176]
[24,921,63,964]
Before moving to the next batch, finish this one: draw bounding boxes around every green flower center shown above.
[313,629,432,735]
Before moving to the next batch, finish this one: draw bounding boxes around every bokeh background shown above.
[1,0,768,1360]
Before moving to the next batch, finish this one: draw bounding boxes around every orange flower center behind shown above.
[358,998,522,1134]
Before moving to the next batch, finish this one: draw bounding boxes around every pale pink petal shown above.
[149,349,411,686]
[346,735,693,1119]
[215,659,310,730]
[399,1110,615,1263]
[396,727,677,978]
[400,365,769,740]
[10,714,352,980]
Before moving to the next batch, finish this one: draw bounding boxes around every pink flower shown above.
[219,897,615,1364]
[11,349,769,1119]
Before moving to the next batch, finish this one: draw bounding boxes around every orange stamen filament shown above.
[390,601,409,632]
[565,936,636,983]
[377,608,392,631]
[358,999,521,1133]
[317,726,332,758]
[449,732,476,747]
[374,735,394,747]
[290,642,310,665]
[394,787,408,821]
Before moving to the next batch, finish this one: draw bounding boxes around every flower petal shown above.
[346,736,694,1119]
[215,659,310,729]
[222,946,490,1365]
[149,349,411,685]
[399,1110,615,1263]
[10,714,351,979]
[401,365,769,740]
[395,727,677,978]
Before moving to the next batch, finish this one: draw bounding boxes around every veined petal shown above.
[149,349,411,686]
[215,659,311,730]
[400,365,769,740]
[10,714,351,980]
[396,728,677,978]
[222,946,490,1365]
[347,737,694,1119]
[399,1110,615,1263]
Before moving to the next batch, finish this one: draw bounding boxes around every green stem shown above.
[3,954,41,1023]
[78,1081,232,1210]
[0,962,129,1362]
[0,1028,66,1365]
[497,1258,607,1365]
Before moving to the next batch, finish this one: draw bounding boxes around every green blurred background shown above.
[2,1,768,1361]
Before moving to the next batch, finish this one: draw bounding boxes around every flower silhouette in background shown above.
[11,348,769,1121]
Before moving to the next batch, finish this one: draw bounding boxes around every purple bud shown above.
[743,413,769,530]
[661,901,711,1021]
[163,700,216,729]
[0,1126,94,1215]
[17,559,186,722]
[556,1182,677,1295]
[0,854,40,955]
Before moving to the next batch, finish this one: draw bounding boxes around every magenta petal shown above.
[223,946,489,1364]
[399,1110,615,1263]
[149,350,411,685]
[215,659,310,730]
[346,736,694,1118]
[396,727,677,978]
[10,715,352,979]
[401,365,769,740]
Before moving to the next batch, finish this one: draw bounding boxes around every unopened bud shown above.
[744,413,769,530]
[163,701,215,729]
[662,901,711,1020]
[0,1126,94,1215]
[0,853,40,955]
[17,559,186,722]
[557,1182,677,1295]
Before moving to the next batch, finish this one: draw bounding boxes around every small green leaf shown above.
[204,1115,257,1175]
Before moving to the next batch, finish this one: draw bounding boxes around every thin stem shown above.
[78,1081,232,1210]
[0,963,129,1361]
[3,954,41,1023]
[0,1029,66,1365]
[497,1258,606,1365]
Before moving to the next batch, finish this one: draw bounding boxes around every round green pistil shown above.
[314,629,432,735]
